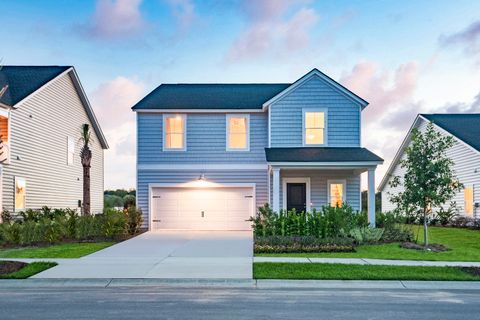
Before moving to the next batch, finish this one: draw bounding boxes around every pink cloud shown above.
[82,0,146,39]
[91,76,144,130]
[226,0,319,61]
[340,61,419,123]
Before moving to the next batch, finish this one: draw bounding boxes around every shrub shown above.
[431,202,459,226]
[126,206,143,235]
[20,209,42,223]
[123,195,136,209]
[251,204,365,238]
[254,236,356,253]
[100,209,127,238]
[381,224,413,243]
[1,210,13,224]
[349,227,384,244]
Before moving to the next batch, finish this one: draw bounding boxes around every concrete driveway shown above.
[33,231,253,279]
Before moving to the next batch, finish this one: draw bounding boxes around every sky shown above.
[1,0,480,190]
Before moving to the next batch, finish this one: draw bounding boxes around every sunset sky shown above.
[1,0,480,189]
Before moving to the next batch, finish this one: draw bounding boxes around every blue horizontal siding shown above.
[137,112,268,164]
[137,169,268,226]
[270,76,361,147]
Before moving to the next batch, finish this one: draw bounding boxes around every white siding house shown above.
[0,66,108,214]
[379,114,480,217]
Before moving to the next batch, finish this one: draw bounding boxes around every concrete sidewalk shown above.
[1,278,480,290]
[254,257,480,267]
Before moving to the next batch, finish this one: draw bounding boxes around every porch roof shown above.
[265,147,383,164]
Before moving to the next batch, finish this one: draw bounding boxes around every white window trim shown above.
[302,108,328,146]
[14,176,26,212]
[67,136,75,165]
[226,114,250,151]
[327,179,347,207]
[282,177,311,212]
[162,114,187,151]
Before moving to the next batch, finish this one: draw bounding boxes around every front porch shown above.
[265,147,384,226]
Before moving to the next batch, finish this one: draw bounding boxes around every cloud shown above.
[80,0,146,40]
[340,61,419,126]
[91,76,144,130]
[166,0,196,34]
[226,0,319,61]
[441,91,480,113]
[439,20,480,63]
[90,76,145,189]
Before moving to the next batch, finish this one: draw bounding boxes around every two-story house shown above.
[0,66,108,214]
[133,69,383,230]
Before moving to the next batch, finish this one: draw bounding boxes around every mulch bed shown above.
[0,261,27,275]
[460,267,480,277]
[401,241,450,252]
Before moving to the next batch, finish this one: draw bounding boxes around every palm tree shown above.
[80,124,93,215]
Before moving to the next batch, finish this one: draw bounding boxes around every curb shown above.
[2,278,480,290]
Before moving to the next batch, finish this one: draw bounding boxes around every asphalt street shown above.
[1,286,479,319]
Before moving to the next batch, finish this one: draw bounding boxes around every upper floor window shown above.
[303,109,327,146]
[226,114,249,151]
[163,114,186,151]
[67,136,75,165]
[0,108,10,164]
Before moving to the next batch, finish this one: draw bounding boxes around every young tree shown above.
[389,122,462,247]
[80,124,93,215]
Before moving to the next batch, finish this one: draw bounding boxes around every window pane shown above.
[305,128,324,145]
[166,116,184,133]
[305,112,324,129]
[229,117,247,133]
[465,187,474,216]
[330,183,343,207]
[15,177,26,211]
[229,133,247,149]
[166,133,184,149]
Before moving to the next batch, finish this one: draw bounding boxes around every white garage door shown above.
[151,187,254,230]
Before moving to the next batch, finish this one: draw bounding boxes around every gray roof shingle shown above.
[0,66,71,106]
[265,147,384,163]
[131,83,290,110]
[421,113,480,152]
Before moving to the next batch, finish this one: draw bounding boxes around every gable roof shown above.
[132,68,368,111]
[0,66,108,149]
[132,83,290,110]
[0,66,70,107]
[378,113,480,191]
[421,113,480,152]
[262,68,369,109]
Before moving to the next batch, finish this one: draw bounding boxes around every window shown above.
[0,109,10,163]
[15,177,26,211]
[163,114,186,150]
[67,136,75,165]
[465,186,474,216]
[226,114,249,151]
[328,180,346,207]
[303,109,326,145]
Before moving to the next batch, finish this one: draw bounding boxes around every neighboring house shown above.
[379,114,480,217]
[0,66,108,214]
[133,69,383,230]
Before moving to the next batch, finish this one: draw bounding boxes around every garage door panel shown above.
[151,187,253,230]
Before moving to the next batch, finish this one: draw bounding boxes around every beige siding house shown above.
[0,66,108,214]
[379,114,480,217]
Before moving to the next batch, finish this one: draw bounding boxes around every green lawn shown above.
[0,242,115,259]
[0,262,57,279]
[254,262,480,281]
[257,226,480,261]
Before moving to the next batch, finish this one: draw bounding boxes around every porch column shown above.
[272,168,280,212]
[367,167,376,227]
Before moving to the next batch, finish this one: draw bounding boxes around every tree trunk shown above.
[423,209,429,248]
[83,165,91,216]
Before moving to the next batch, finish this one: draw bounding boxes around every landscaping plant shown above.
[388,122,462,247]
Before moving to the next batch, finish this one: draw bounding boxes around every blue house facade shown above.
[133,69,383,230]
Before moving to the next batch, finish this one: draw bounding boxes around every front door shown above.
[286,183,306,212]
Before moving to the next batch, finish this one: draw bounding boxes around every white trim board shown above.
[282,177,311,212]
[138,163,268,170]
